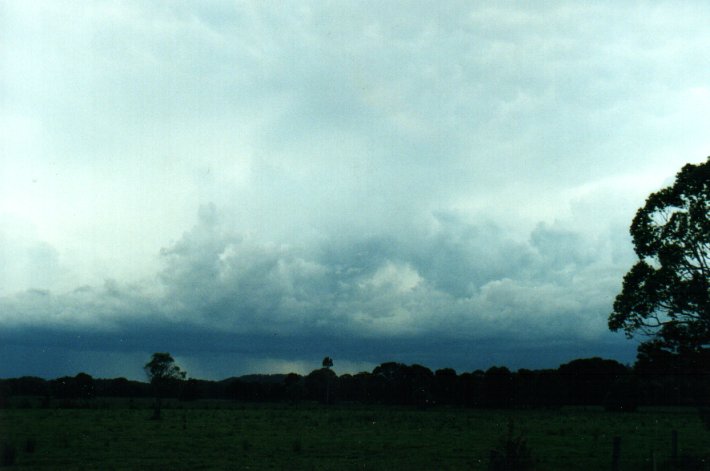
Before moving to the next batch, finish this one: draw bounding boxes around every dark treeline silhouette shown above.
[2,355,708,409]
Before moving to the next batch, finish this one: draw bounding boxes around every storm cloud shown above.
[1,203,639,378]
[1,1,708,379]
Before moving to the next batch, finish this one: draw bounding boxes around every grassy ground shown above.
[1,400,709,470]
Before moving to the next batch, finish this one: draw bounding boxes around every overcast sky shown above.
[1,1,709,380]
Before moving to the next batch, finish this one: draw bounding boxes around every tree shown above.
[321,357,334,403]
[558,358,628,406]
[50,373,95,404]
[305,368,337,404]
[434,368,458,405]
[609,157,709,357]
[482,366,514,408]
[74,372,95,401]
[144,352,186,419]
[284,373,305,404]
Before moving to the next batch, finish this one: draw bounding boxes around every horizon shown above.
[2,2,708,381]
[2,351,637,383]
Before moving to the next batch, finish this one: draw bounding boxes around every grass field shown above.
[2,400,709,470]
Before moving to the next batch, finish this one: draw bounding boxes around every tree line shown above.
[2,354,708,410]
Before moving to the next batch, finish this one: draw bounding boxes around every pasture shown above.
[1,400,709,470]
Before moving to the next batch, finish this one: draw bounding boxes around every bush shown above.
[488,420,534,471]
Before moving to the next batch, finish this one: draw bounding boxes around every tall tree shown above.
[609,157,709,356]
[144,352,186,419]
[322,356,334,369]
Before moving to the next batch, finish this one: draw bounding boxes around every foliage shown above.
[50,372,95,402]
[558,358,629,406]
[609,157,709,356]
[371,362,435,406]
[321,357,333,369]
[284,373,305,404]
[482,366,514,408]
[3,356,706,408]
[305,368,337,404]
[144,353,187,385]
[488,419,535,471]
[144,352,186,419]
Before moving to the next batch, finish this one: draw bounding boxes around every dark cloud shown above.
[1,205,637,379]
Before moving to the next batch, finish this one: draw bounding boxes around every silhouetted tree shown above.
[95,377,149,398]
[305,368,337,404]
[284,373,305,404]
[458,371,484,407]
[518,369,565,407]
[407,364,435,408]
[434,368,458,405]
[369,362,434,406]
[609,157,709,357]
[7,377,48,397]
[144,352,186,419]
[320,357,334,403]
[634,342,710,406]
[558,358,628,406]
[340,372,377,403]
[50,376,76,401]
[74,372,95,400]
[50,373,95,406]
[482,367,514,408]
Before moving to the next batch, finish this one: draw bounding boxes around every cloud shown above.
[2,1,706,378]
[0,201,639,378]
[0,215,62,296]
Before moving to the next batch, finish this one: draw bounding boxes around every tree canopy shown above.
[609,157,709,355]
[144,352,186,384]
[322,356,334,369]
[144,352,186,419]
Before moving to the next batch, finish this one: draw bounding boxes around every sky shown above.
[1,1,709,380]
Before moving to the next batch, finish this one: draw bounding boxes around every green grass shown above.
[1,401,709,470]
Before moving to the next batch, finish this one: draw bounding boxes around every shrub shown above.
[488,420,534,471]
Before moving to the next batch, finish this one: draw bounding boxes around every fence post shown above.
[612,436,621,471]
[671,430,678,460]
